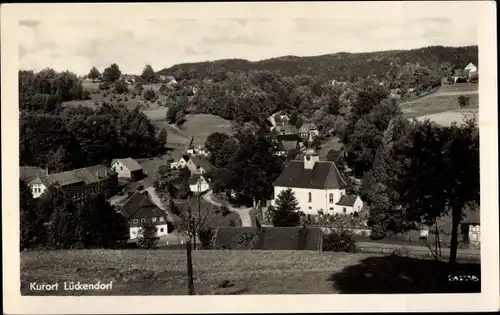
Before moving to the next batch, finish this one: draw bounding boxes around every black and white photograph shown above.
[2,1,498,313]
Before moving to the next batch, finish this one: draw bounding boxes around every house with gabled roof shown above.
[275,134,303,157]
[119,190,175,240]
[183,155,214,175]
[272,135,362,216]
[188,173,210,194]
[298,122,319,139]
[27,165,118,200]
[111,158,144,181]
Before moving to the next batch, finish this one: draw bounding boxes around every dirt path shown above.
[203,190,254,227]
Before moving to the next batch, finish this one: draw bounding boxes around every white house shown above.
[272,137,363,216]
[111,158,143,181]
[464,62,478,73]
[298,123,320,139]
[188,174,210,194]
[120,190,173,240]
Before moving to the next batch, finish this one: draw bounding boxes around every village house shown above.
[120,74,136,85]
[119,190,174,240]
[186,145,209,157]
[111,158,144,181]
[272,136,363,216]
[275,134,303,157]
[188,173,210,194]
[20,166,49,183]
[274,124,299,136]
[268,111,291,131]
[461,208,480,248]
[174,154,214,175]
[298,123,320,139]
[27,165,118,200]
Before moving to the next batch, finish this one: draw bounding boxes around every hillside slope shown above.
[158,46,478,83]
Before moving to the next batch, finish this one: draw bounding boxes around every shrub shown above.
[137,222,159,249]
[198,227,216,249]
[322,230,357,253]
[369,230,385,240]
[353,211,360,218]
[360,230,367,237]
[137,185,144,191]
[391,246,414,258]
[220,205,231,216]
[98,82,111,90]
[143,89,156,101]
[113,80,129,94]
[124,96,128,102]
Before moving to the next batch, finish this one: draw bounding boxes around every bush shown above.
[322,230,357,253]
[137,222,159,249]
[391,246,414,258]
[143,89,156,101]
[353,211,360,218]
[113,80,129,94]
[220,205,231,216]
[198,227,215,249]
[369,230,385,240]
[99,82,111,90]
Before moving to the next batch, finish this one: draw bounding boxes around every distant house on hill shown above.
[272,138,362,216]
[298,123,320,139]
[20,166,48,183]
[274,124,298,136]
[119,190,174,240]
[111,158,144,181]
[27,165,117,200]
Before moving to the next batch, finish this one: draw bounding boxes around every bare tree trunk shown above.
[449,208,461,270]
[186,240,195,295]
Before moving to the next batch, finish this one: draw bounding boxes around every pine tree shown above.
[137,222,159,249]
[269,189,302,227]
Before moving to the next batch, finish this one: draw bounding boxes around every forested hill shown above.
[157,45,478,83]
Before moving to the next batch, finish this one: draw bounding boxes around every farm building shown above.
[111,158,144,181]
[461,208,480,247]
[119,190,175,240]
[274,124,299,136]
[214,226,324,250]
[272,136,362,216]
[174,155,214,175]
[275,134,303,156]
[27,165,117,200]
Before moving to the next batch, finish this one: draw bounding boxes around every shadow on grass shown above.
[328,255,480,294]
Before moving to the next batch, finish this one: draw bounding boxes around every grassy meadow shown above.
[21,249,480,295]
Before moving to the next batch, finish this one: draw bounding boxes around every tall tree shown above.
[20,180,44,250]
[102,63,122,83]
[88,66,101,82]
[141,64,157,83]
[267,188,302,227]
[394,118,479,268]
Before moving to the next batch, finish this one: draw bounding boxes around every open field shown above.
[401,83,478,118]
[153,114,235,147]
[319,136,343,160]
[21,249,480,295]
[416,110,478,127]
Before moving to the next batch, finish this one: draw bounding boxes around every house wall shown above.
[30,183,47,198]
[273,186,346,215]
[112,161,132,179]
[189,177,210,193]
[129,223,170,240]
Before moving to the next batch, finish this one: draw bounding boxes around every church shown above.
[272,136,363,216]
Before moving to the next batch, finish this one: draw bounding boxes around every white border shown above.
[2,2,498,313]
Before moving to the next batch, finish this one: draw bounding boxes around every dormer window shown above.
[308,192,312,203]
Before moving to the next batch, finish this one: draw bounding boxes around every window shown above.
[160,228,164,233]
[308,206,312,210]
[343,207,347,214]
[159,217,165,222]
[329,207,334,211]
[308,192,312,202]
[329,193,334,204]
[120,166,123,171]
[132,231,136,235]
[133,219,138,224]
[152,217,157,222]
[141,218,146,223]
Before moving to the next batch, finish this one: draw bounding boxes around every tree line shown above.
[20,104,167,172]
[20,181,129,250]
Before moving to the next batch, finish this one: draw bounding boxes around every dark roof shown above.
[336,195,359,207]
[29,165,116,187]
[20,166,48,181]
[214,227,323,250]
[189,156,214,172]
[120,191,169,221]
[112,158,143,172]
[276,134,302,142]
[280,140,299,151]
[463,208,480,224]
[273,160,347,189]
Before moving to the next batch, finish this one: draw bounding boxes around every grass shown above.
[401,93,479,118]
[319,136,343,160]
[20,249,480,295]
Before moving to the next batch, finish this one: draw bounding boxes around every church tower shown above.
[303,133,319,169]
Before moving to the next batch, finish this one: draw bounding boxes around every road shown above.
[203,190,254,227]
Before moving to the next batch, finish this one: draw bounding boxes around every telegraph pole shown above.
[186,203,195,295]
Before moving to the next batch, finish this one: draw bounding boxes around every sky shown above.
[17,3,479,75]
